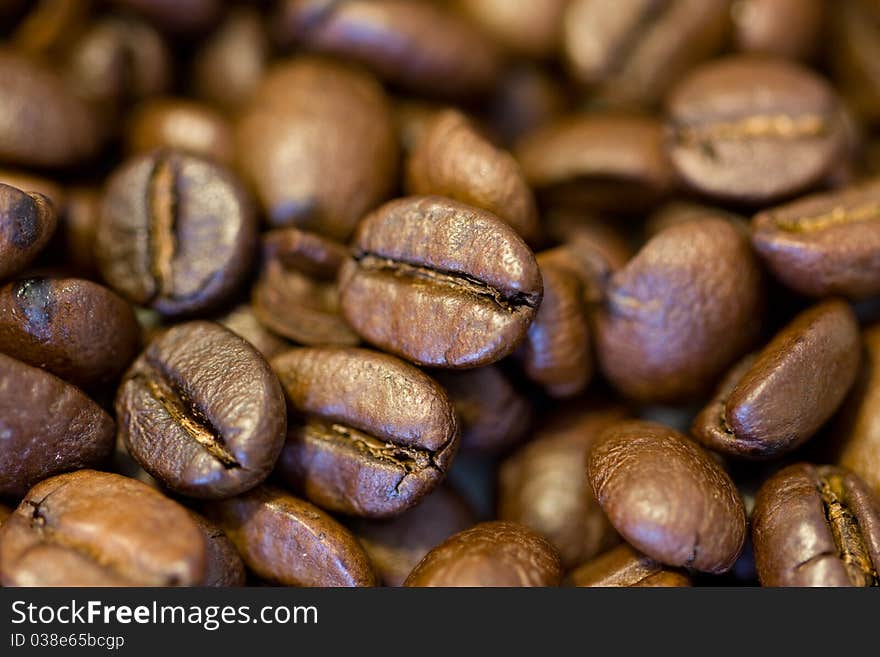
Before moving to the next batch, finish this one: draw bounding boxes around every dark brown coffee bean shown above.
[339,196,543,368]
[108,0,221,33]
[0,184,56,281]
[215,303,290,361]
[829,0,880,125]
[567,543,692,587]
[732,0,825,61]
[187,510,246,587]
[205,485,376,587]
[752,177,880,299]
[0,354,115,498]
[453,0,568,59]
[272,347,459,518]
[499,405,626,568]
[117,321,287,499]
[236,58,398,240]
[541,210,633,272]
[692,300,861,459]
[97,150,257,317]
[0,170,65,212]
[752,463,880,586]
[0,470,206,586]
[588,420,746,573]
[252,227,359,347]
[404,521,562,587]
[59,187,100,277]
[406,109,540,244]
[0,504,10,527]
[516,114,675,213]
[487,64,569,147]
[274,0,501,98]
[8,0,90,58]
[596,217,764,402]
[666,55,844,204]
[351,486,475,587]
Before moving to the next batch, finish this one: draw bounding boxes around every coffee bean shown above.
[187,509,246,587]
[0,470,206,586]
[732,0,825,61]
[692,300,861,459]
[829,0,880,124]
[0,354,115,498]
[487,64,569,146]
[567,544,692,587]
[0,170,65,212]
[61,187,100,277]
[752,463,880,586]
[666,55,844,203]
[108,0,221,34]
[404,521,562,587]
[0,184,56,281]
[0,504,10,527]
[588,420,746,573]
[206,485,376,587]
[97,150,257,317]
[215,303,290,361]
[116,321,287,499]
[339,196,543,368]
[272,347,459,517]
[454,0,568,59]
[541,210,633,272]
[752,177,880,299]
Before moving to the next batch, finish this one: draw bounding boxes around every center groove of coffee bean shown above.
[147,156,178,301]
[817,474,878,587]
[354,253,539,311]
[604,0,671,76]
[307,420,435,475]
[772,203,880,233]
[674,114,828,148]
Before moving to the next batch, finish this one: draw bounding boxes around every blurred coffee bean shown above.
[567,543,692,587]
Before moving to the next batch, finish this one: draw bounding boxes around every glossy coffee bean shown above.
[596,217,764,402]
[272,347,459,517]
[206,485,376,587]
[97,150,257,317]
[0,354,115,498]
[339,196,542,368]
[732,0,825,61]
[188,510,246,587]
[752,463,879,586]
[752,177,880,299]
[666,55,844,204]
[692,300,861,459]
[252,227,359,347]
[406,109,540,244]
[0,277,140,387]
[0,470,206,586]
[236,58,398,240]
[404,521,562,587]
[116,321,287,499]
[499,405,626,568]
[0,184,56,281]
[454,0,568,59]
[215,303,290,361]
[588,420,746,573]
[567,544,692,587]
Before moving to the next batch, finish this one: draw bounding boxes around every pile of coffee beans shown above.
[1,0,879,588]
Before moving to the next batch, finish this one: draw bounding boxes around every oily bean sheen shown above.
[404,521,563,587]
[752,464,880,587]
[116,321,287,499]
[588,421,746,573]
[0,470,206,586]
[0,185,56,281]
[272,347,459,517]
[206,485,376,587]
[666,55,844,204]
[339,196,543,369]
[0,277,140,387]
[97,150,257,317]
[596,217,764,403]
[187,510,246,587]
[0,354,115,498]
[567,544,691,588]
[751,177,880,299]
[692,300,861,459]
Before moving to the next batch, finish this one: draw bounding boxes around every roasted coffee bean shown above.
[61,187,100,276]
[516,114,675,213]
[732,0,825,61]
[596,217,764,402]
[0,354,115,498]
[541,211,633,273]
[752,177,880,299]
[0,170,65,212]
[351,486,475,587]
[499,405,625,568]
[406,109,540,244]
[645,201,744,238]
[272,347,459,517]
[0,470,206,586]
[394,99,446,156]
[252,227,359,347]
[666,55,844,204]
[8,0,89,58]
[215,303,290,361]
[454,0,568,59]
[97,150,257,317]
[116,321,287,499]
[0,504,10,527]
[829,0,880,124]
[274,0,501,98]
[588,420,746,573]
[339,196,543,368]
[563,0,729,107]
[752,463,880,587]
[206,485,376,587]
[236,58,398,240]
[188,510,246,587]
[0,184,56,281]
[404,521,562,587]
[487,65,569,147]
[692,300,861,459]
[567,543,692,587]
[108,0,221,34]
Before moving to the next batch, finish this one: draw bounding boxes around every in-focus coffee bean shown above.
[0,184,56,281]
